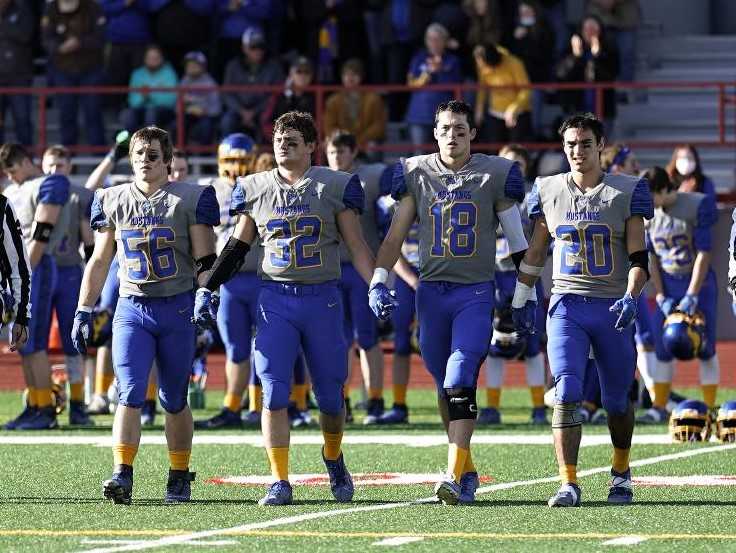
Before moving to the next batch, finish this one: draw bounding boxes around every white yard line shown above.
[75,442,736,553]
[0,433,677,448]
[80,540,237,547]
[372,537,425,546]
[602,536,648,546]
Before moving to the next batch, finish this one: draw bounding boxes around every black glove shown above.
[109,130,131,163]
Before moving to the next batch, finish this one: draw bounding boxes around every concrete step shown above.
[638,67,736,82]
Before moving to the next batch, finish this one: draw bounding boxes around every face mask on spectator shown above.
[520,16,536,26]
[675,156,696,176]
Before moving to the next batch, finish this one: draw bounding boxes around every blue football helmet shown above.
[488,307,527,360]
[661,311,706,361]
[716,400,736,443]
[89,306,114,348]
[218,133,255,181]
[669,399,711,442]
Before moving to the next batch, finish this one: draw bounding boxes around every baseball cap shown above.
[242,27,265,48]
[291,56,313,73]
[184,51,207,66]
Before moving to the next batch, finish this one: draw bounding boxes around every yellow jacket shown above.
[323,91,387,147]
[475,47,531,117]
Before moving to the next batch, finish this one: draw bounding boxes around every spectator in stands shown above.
[121,44,178,133]
[323,58,387,159]
[42,0,107,146]
[100,0,153,109]
[473,43,532,147]
[171,148,189,181]
[406,23,462,153]
[180,51,221,145]
[556,15,619,126]
[376,1,437,121]
[253,150,276,172]
[214,0,272,81]
[507,0,556,138]
[260,57,316,139]
[150,0,216,75]
[221,27,284,143]
[0,0,34,146]
[666,144,716,199]
[464,0,504,52]
[601,142,640,176]
[586,0,641,99]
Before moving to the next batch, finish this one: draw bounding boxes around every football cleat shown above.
[669,399,711,442]
[590,409,608,425]
[165,470,196,503]
[547,483,581,507]
[607,468,633,504]
[363,398,385,425]
[434,477,461,505]
[195,408,242,429]
[377,404,409,424]
[531,406,548,425]
[103,467,133,505]
[16,407,58,430]
[141,400,157,426]
[662,311,706,361]
[69,401,93,426]
[258,480,293,506]
[636,407,668,424]
[716,400,736,442]
[322,451,354,502]
[477,407,501,425]
[3,406,37,430]
[86,394,111,416]
[458,471,480,504]
[241,410,261,428]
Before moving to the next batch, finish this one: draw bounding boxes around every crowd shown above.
[0,0,642,150]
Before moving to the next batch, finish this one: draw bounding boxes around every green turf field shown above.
[1,388,736,552]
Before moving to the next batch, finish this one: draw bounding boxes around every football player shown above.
[72,126,220,504]
[324,130,391,424]
[512,113,653,507]
[197,111,376,506]
[640,166,719,421]
[481,144,547,425]
[1,143,70,430]
[371,100,528,505]
[729,207,736,314]
[41,145,95,426]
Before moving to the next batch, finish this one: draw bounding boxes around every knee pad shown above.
[262,381,290,411]
[444,387,478,421]
[551,402,584,429]
[554,374,584,404]
[158,389,188,414]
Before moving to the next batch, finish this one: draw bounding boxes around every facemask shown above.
[675,157,696,176]
[520,16,536,26]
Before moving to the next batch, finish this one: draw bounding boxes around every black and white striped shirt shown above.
[0,194,31,325]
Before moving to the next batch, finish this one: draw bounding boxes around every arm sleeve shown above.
[630,177,654,219]
[692,194,718,252]
[389,161,408,201]
[195,185,221,226]
[527,179,543,219]
[90,190,112,231]
[503,161,525,203]
[341,174,365,214]
[1,201,31,325]
[38,174,70,205]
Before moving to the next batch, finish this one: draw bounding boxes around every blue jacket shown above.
[100,0,153,43]
[405,49,462,125]
[216,0,272,39]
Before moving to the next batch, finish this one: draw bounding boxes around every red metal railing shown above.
[1,80,735,158]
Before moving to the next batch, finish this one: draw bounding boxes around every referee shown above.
[0,192,30,351]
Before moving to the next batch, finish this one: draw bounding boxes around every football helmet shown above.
[661,311,706,361]
[669,399,711,442]
[218,133,255,181]
[488,307,527,359]
[89,306,114,348]
[715,400,736,443]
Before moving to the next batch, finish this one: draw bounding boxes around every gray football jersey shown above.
[4,174,70,253]
[646,191,716,277]
[233,166,364,283]
[529,172,653,298]
[393,153,523,283]
[54,184,93,267]
[203,177,262,273]
[91,180,220,297]
[339,163,385,261]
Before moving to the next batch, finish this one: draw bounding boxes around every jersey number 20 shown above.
[556,223,613,276]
